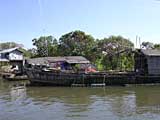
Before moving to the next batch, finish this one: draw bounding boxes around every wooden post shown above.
[103,75,106,84]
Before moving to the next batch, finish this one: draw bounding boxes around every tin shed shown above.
[135,49,160,75]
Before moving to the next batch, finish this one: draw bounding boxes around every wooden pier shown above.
[0,72,28,81]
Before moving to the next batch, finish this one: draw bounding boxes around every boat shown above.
[25,56,106,86]
[5,75,28,81]
[25,56,160,86]
[1,72,28,81]
[25,67,109,86]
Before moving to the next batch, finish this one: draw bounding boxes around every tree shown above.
[58,30,95,60]
[32,36,58,57]
[24,48,37,58]
[0,42,23,50]
[141,42,154,49]
[154,44,160,50]
[96,36,134,71]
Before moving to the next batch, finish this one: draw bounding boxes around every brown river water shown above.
[0,79,160,120]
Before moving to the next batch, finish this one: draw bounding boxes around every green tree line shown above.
[1,30,160,71]
[30,30,135,71]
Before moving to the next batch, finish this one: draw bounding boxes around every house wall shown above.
[9,50,23,61]
[147,56,160,75]
[134,52,148,75]
[0,53,8,59]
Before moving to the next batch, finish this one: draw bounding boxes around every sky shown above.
[0,0,160,48]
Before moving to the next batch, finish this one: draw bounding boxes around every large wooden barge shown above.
[25,68,160,86]
[25,51,160,86]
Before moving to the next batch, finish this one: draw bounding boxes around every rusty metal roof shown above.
[0,47,23,54]
[141,49,160,56]
[26,56,90,65]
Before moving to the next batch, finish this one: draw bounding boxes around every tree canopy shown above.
[0,42,23,50]
[96,36,134,70]
[58,30,95,58]
[154,44,160,50]
[1,30,160,71]
[141,42,154,49]
[32,36,58,57]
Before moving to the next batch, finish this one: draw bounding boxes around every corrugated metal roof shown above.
[0,47,23,54]
[26,56,90,65]
[141,49,160,56]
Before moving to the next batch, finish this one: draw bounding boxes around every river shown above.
[0,79,160,120]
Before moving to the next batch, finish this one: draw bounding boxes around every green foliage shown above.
[154,44,160,50]
[18,48,37,58]
[58,30,95,59]
[4,31,159,72]
[30,33,135,71]
[0,42,23,50]
[96,36,134,71]
[32,36,58,57]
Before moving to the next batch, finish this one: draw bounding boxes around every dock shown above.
[0,72,28,81]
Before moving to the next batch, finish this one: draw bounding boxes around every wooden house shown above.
[0,47,24,74]
[134,49,160,75]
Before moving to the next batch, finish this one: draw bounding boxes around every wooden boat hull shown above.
[25,69,107,86]
[25,68,160,86]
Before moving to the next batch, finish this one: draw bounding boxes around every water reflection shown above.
[10,84,26,101]
[0,79,160,120]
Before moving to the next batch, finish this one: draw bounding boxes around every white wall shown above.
[9,50,23,60]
